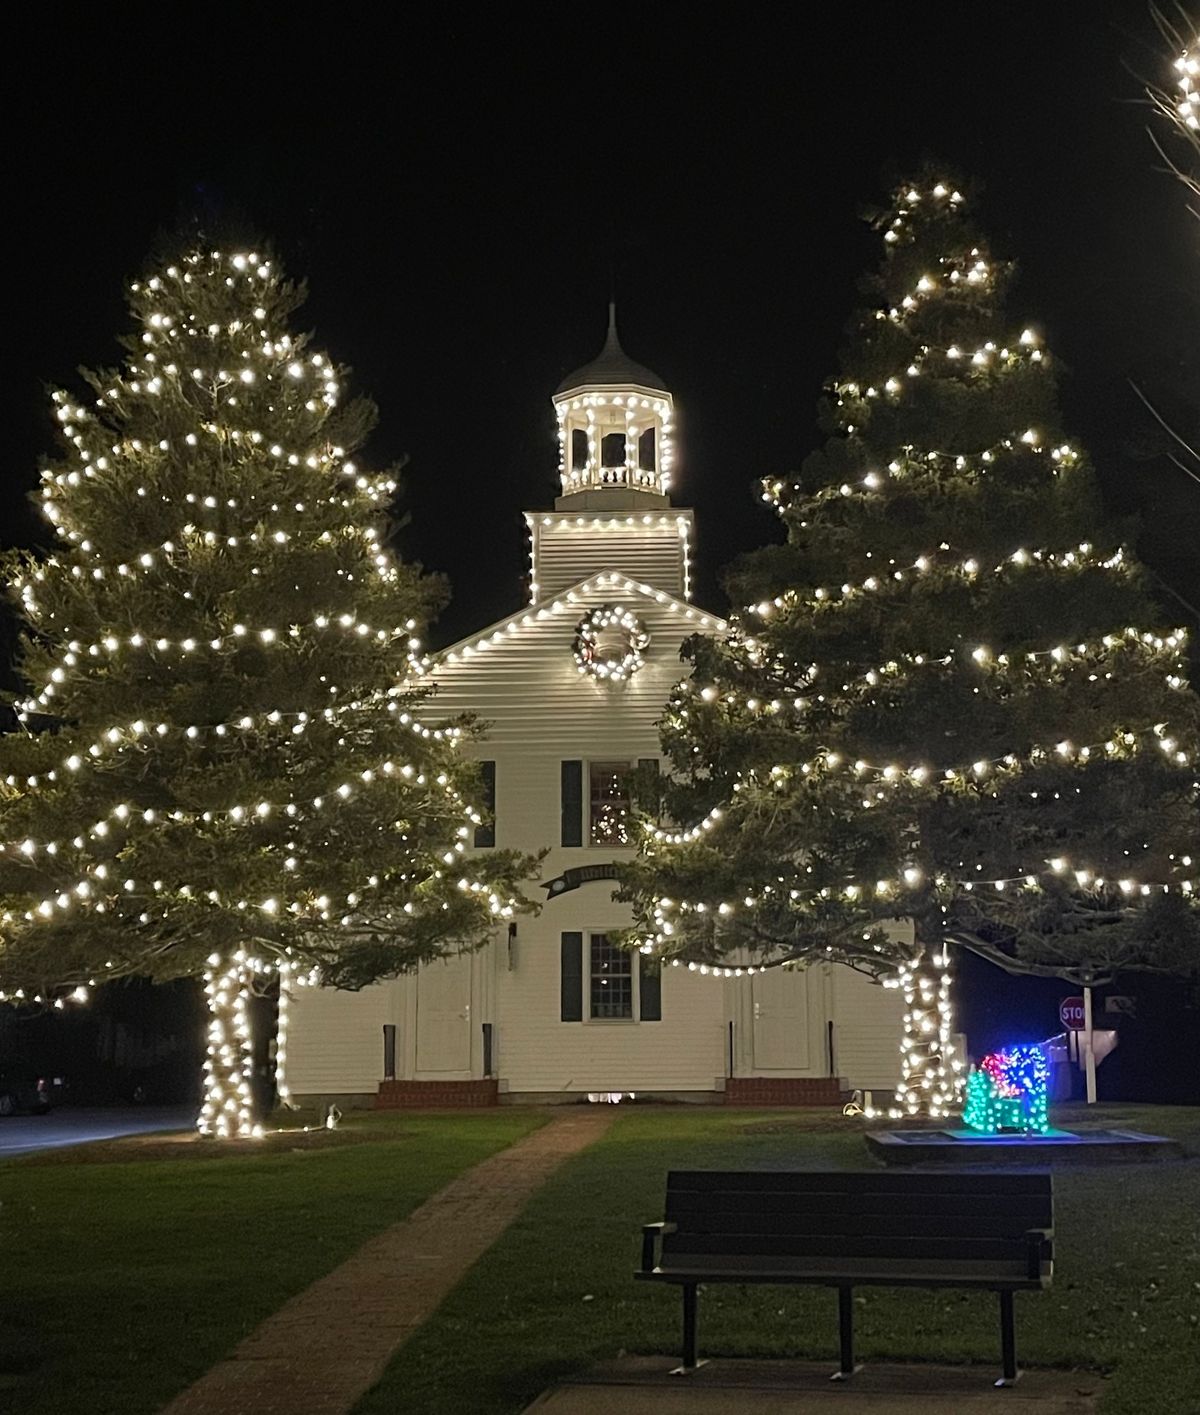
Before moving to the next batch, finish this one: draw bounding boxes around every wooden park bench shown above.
[637,1169,1053,1385]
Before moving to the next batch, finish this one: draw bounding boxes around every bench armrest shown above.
[1024,1228,1053,1280]
[641,1221,676,1273]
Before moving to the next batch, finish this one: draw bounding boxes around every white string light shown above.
[198,953,260,1140]
[745,541,1127,618]
[274,961,295,1111]
[436,572,725,669]
[761,438,1079,511]
[1,246,530,1141]
[19,614,423,715]
[633,179,1199,1119]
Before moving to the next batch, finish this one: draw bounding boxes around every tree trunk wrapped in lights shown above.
[620,172,1200,1117]
[199,953,257,1139]
[0,245,538,1138]
[894,934,956,1118]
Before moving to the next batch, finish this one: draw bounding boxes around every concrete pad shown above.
[524,1357,1101,1413]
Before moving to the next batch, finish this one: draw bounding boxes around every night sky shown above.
[7,3,1198,654]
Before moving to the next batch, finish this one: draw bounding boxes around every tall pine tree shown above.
[0,247,536,1137]
[622,175,1199,1118]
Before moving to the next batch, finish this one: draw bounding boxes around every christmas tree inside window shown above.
[590,762,632,845]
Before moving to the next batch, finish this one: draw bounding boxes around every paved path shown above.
[0,1105,192,1158]
[526,1357,1101,1414]
[163,1109,615,1415]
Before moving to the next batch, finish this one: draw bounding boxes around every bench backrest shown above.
[661,1170,1053,1270]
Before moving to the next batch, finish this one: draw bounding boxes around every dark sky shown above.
[7,2,1198,654]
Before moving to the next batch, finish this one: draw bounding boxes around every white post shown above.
[1083,985,1097,1105]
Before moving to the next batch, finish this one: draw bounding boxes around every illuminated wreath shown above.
[572,603,650,682]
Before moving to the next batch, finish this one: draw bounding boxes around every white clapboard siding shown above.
[287,555,906,1100]
[528,514,693,600]
[830,963,906,1090]
[428,577,721,753]
[287,981,395,1096]
[498,900,727,1095]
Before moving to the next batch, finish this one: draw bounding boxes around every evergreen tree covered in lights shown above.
[622,175,1200,1117]
[0,247,536,1137]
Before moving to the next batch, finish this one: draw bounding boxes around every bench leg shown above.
[996,1290,1019,1387]
[670,1283,707,1375]
[831,1286,861,1380]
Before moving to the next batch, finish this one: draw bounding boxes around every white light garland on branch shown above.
[647,848,1196,928]
[832,333,1043,410]
[643,723,1194,845]
[0,244,537,1152]
[761,438,1079,512]
[746,540,1126,618]
[647,176,1199,1126]
[19,615,423,714]
[4,698,459,792]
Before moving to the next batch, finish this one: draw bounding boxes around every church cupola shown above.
[553,304,675,508]
[527,306,694,604]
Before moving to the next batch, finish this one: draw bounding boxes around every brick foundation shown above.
[376,1079,499,1109]
[724,1076,844,1106]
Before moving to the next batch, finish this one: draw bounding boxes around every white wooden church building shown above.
[288,312,904,1107]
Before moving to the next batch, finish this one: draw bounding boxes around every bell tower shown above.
[525,307,695,601]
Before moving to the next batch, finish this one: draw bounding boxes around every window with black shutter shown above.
[589,933,634,1019]
[473,760,496,848]
[560,932,583,1021]
[638,953,662,1021]
[560,760,583,846]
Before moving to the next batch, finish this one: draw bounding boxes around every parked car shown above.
[0,1061,59,1117]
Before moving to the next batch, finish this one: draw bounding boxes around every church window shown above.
[600,431,627,469]
[560,931,664,1023]
[589,762,631,846]
[638,426,656,472]
[571,427,589,475]
[473,760,496,847]
[589,933,633,1019]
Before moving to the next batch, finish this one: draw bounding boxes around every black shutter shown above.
[560,932,583,1021]
[561,760,583,846]
[638,757,660,775]
[473,760,496,848]
[639,953,662,1022]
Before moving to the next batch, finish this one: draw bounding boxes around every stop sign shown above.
[1060,996,1086,1030]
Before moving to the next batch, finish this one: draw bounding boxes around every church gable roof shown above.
[421,575,725,748]
[431,573,726,670]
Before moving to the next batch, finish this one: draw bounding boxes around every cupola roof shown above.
[555,303,668,397]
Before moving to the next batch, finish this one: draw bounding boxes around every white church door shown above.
[751,967,819,1071]
[415,957,473,1076]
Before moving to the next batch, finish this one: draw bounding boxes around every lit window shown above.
[590,933,633,1019]
[589,762,631,845]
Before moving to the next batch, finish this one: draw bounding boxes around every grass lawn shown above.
[354,1104,1200,1415]
[0,1108,545,1415]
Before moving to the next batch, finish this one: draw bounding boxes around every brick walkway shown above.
[164,1109,616,1415]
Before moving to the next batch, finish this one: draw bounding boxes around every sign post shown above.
[1060,994,1096,1104]
[1082,986,1096,1105]
[1060,994,1096,1103]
